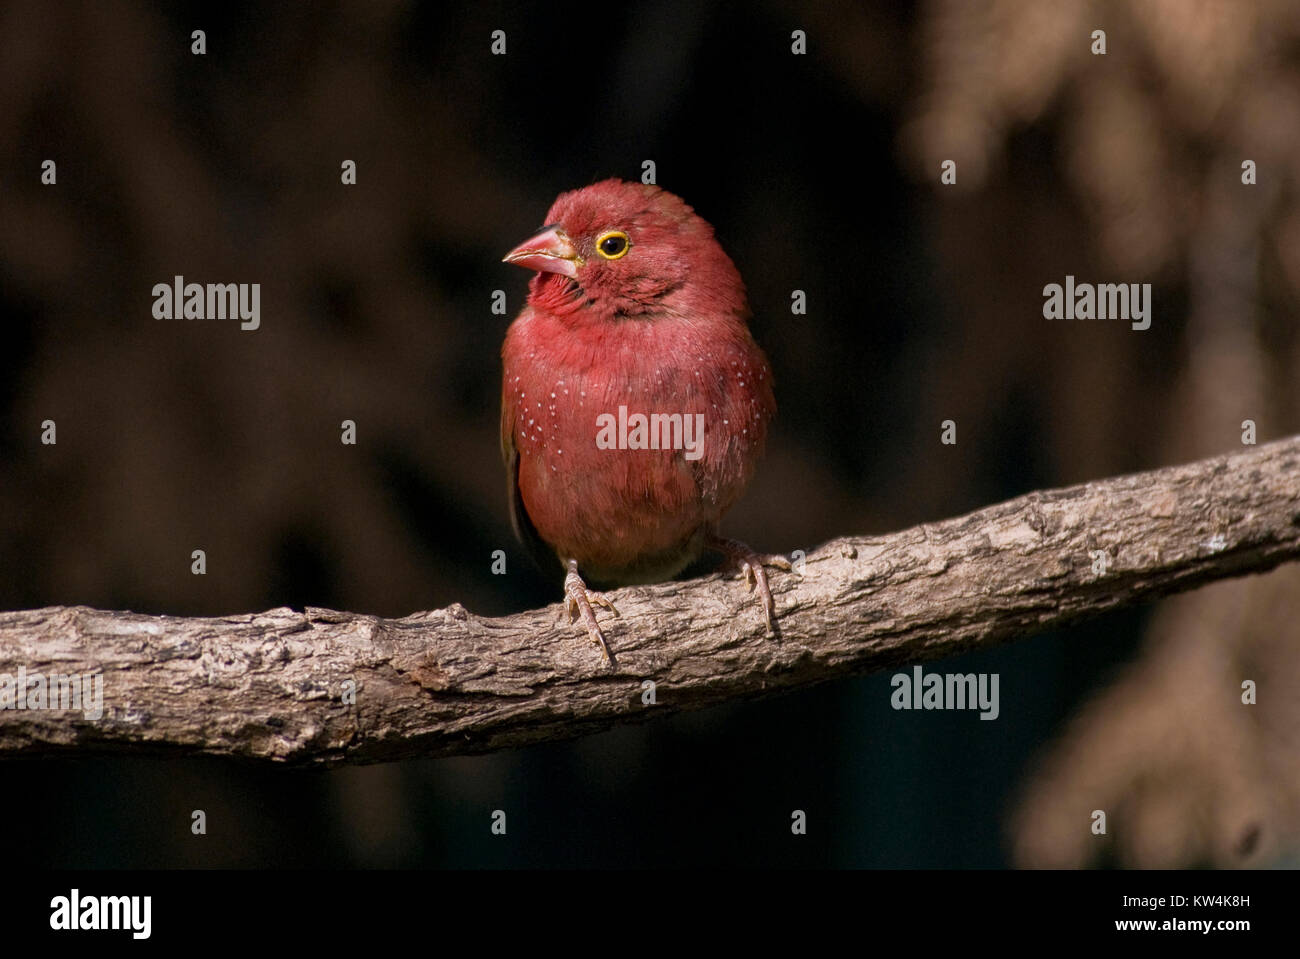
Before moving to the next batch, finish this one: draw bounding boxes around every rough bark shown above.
[1,436,1298,766]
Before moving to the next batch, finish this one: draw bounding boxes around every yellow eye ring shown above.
[595,231,631,260]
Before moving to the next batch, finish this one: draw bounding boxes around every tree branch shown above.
[2,436,1299,766]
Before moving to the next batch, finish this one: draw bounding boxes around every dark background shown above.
[2,0,1298,868]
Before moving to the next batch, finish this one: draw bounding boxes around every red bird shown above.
[501,179,788,663]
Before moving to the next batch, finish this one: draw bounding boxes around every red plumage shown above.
[501,179,785,662]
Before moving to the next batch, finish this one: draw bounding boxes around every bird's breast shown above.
[503,308,774,581]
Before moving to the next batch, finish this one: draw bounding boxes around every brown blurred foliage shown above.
[0,2,533,617]
[894,0,1300,867]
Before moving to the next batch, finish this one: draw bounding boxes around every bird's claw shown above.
[563,565,617,665]
[709,536,791,634]
[592,592,620,616]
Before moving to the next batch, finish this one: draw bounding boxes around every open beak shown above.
[502,224,582,278]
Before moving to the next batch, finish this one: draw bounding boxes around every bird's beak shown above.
[502,224,582,277]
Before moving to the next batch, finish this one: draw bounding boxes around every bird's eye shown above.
[596,231,630,260]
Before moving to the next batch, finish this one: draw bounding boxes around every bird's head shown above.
[503,179,745,323]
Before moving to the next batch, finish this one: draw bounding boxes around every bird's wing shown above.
[501,388,561,574]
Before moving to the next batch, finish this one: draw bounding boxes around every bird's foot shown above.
[707,535,792,633]
[563,560,619,666]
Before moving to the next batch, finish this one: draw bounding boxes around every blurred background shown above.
[2,0,1298,868]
